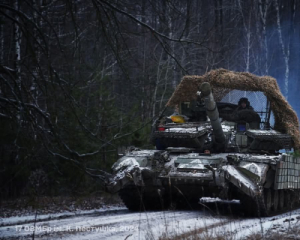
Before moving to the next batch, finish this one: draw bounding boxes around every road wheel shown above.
[285,191,291,209]
[264,189,272,215]
[272,190,279,212]
[143,189,170,210]
[119,187,169,211]
[295,190,300,206]
[240,194,259,217]
[119,187,143,211]
[278,190,285,210]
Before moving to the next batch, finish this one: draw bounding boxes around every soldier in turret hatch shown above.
[235,97,260,128]
[221,97,260,128]
[237,97,253,111]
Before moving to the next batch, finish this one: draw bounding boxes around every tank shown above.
[106,69,300,216]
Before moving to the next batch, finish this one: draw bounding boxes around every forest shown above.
[0,0,299,199]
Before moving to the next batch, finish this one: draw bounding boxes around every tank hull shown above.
[106,148,300,216]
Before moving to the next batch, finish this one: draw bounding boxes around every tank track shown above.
[119,186,169,211]
[240,188,300,217]
[118,186,142,211]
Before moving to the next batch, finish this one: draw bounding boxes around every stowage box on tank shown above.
[106,69,300,216]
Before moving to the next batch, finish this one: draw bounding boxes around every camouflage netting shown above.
[166,69,300,150]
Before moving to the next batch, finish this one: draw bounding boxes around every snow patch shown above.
[165,127,200,133]
[114,157,139,171]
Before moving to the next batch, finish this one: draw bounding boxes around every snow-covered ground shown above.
[1,202,300,239]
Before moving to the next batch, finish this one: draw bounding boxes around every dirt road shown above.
[1,203,300,239]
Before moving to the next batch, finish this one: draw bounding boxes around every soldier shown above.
[220,97,260,128]
[237,97,253,111]
[235,97,260,128]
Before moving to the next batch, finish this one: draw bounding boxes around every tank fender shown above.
[239,162,269,184]
[112,156,145,172]
[106,166,144,193]
[220,165,260,198]
[107,150,169,193]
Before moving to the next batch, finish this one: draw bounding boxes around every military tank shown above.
[106,69,300,216]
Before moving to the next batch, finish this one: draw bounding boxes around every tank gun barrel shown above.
[200,82,226,146]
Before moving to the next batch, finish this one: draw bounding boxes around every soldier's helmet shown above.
[238,97,250,108]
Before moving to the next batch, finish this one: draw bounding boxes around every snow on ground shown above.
[1,203,300,239]
[0,206,124,227]
[0,206,222,240]
[200,210,300,239]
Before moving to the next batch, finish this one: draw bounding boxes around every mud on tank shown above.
[106,69,300,217]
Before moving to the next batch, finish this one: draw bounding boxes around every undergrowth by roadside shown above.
[158,222,300,240]
[157,208,300,240]
[243,223,300,240]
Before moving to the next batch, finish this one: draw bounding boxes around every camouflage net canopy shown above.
[166,69,300,150]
